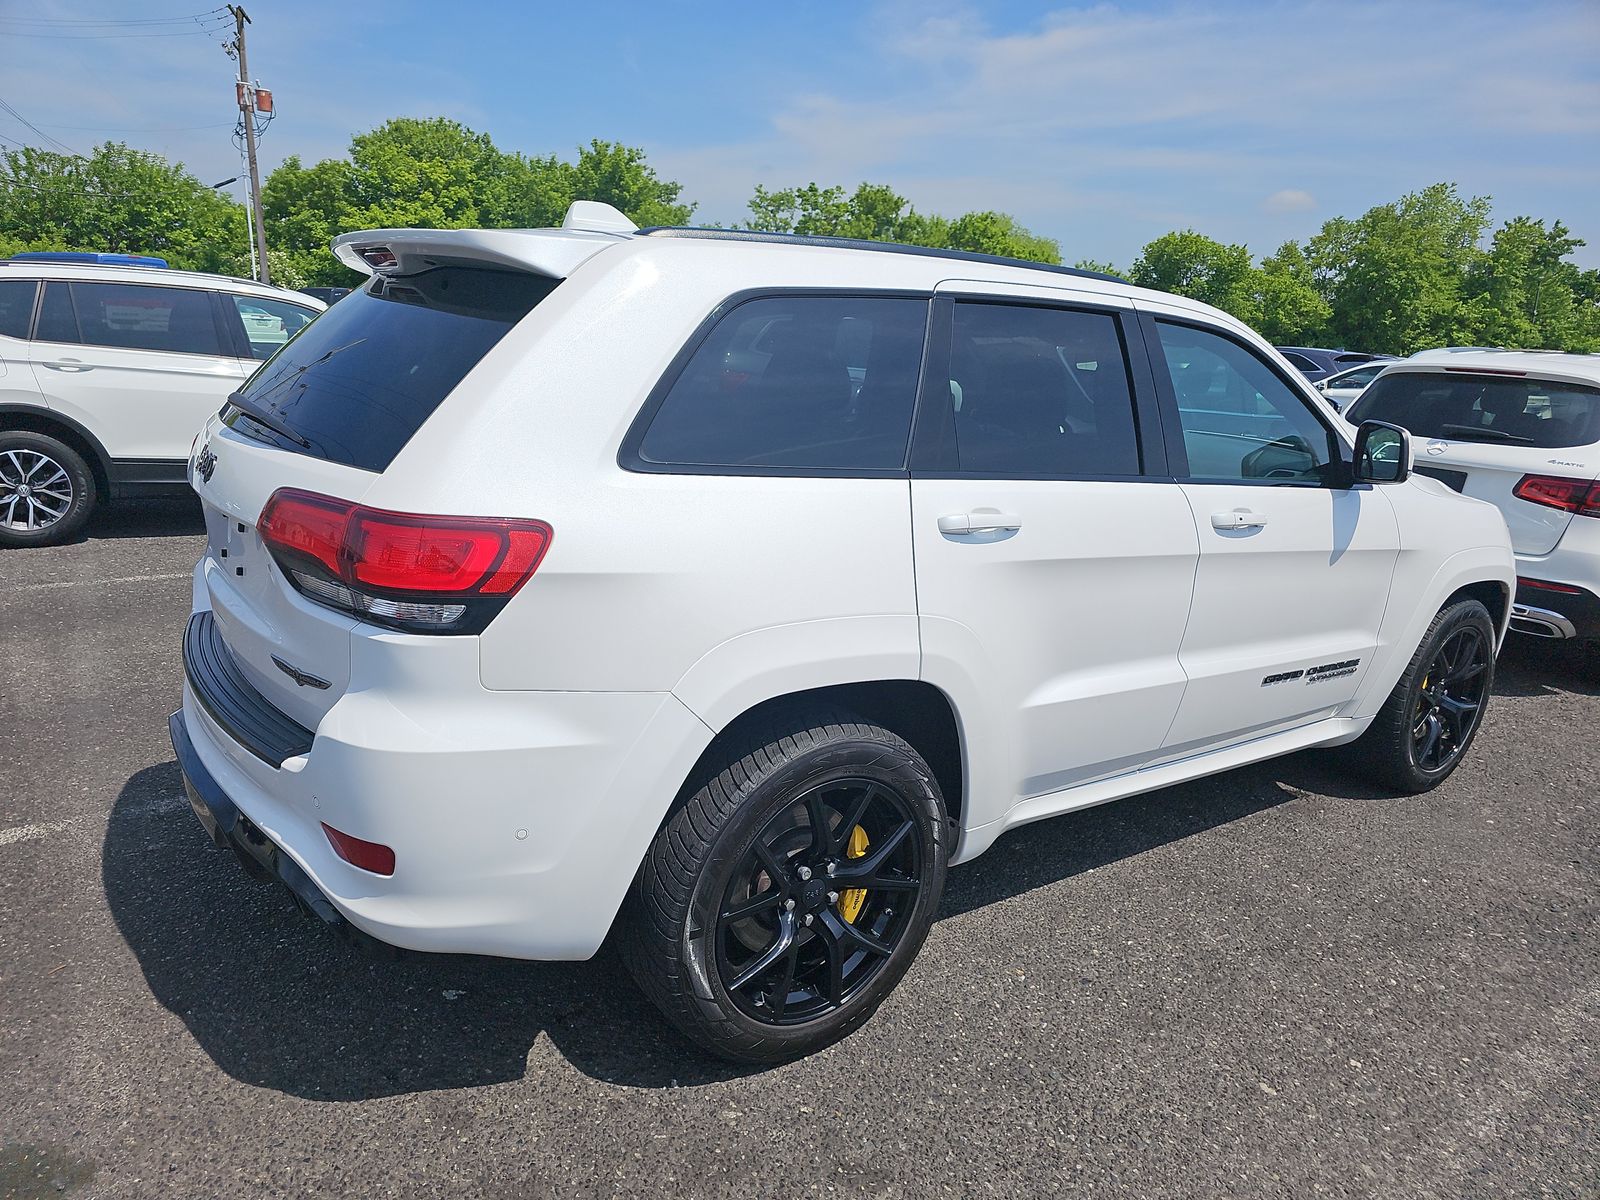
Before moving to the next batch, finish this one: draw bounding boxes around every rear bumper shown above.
[1511,579,1600,641]
[176,610,713,960]
[169,709,398,955]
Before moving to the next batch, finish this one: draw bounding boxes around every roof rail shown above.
[7,250,169,268]
[635,227,1125,284]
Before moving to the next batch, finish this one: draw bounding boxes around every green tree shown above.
[1129,230,1260,324]
[1464,217,1600,351]
[1309,183,1491,354]
[0,142,246,273]
[743,180,1060,264]
[1251,241,1331,344]
[263,121,695,285]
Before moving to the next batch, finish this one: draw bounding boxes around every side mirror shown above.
[1316,379,1331,392]
[1353,420,1410,484]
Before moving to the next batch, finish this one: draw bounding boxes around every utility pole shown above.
[226,5,270,284]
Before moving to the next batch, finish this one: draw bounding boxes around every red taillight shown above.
[321,822,395,876]
[1512,474,1600,518]
[257,489,552,633]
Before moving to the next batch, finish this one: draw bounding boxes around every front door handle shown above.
[1211,509,1269,530]
[41,358,89,372]
[939,512,1023,535]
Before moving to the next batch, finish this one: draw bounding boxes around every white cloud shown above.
[1264,189,1317,215]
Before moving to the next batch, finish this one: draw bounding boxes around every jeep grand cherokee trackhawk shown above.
[170,201,1515,1063]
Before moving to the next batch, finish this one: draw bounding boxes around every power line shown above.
[0,8,225,26]
[0,26,230,40]
[0,97,79,156]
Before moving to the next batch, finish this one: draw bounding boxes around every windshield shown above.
[225,266,559,472]
[1348,371,1600,449]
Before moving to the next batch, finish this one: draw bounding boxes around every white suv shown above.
[170,202,1515,1062]
[1347,351,1600,650]
[0,255,322,545]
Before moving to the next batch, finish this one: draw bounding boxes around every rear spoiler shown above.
[332,201,637,279]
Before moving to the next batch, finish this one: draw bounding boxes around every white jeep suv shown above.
[1346,351,1600,650]
[170,202,1515,1062]
[0,254,322,545]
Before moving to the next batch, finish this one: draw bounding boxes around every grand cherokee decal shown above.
[1261,658,1362,687]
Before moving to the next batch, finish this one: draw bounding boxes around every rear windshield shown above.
[1348,371,1600,449]
[225,266,558,472]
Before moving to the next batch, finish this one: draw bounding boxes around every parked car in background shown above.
[1408,346,1506,359]
[1316,360,1392,412]
[170,201,1514,1064]
[1276,345,1397,383]
[299,286,352,305]
[0,256,322,545]
[1346,351,1600,650]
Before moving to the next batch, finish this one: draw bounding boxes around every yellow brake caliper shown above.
[838,824,869,923]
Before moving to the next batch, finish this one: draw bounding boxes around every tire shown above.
[620,710,951,1064]
[1354,598,1496,793]
[0,431,95,548]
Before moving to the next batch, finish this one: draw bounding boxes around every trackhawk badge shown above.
[195,442,217,482]
[272,655,331,690]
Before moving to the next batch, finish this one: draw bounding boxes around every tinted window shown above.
[35,283,79,344]
[0,280,37,338]
[1280,352,1320,373]
[1157,322,1335,483]
[66,282,224,356]
[230,293,319,359]
[948,303,1141,475]
[1349,372,1600,450]
[227,267,557,473]
[638,296,927,470]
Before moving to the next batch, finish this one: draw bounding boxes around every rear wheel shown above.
[620,712,950,1063]
[0,432,95,548]
[1355,599,1495,793]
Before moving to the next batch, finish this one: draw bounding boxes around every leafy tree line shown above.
[3,124,1595,353]
[1120,185,1600,353]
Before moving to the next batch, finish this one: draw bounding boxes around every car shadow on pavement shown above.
[106,753,1312,1098]
[1489,635,1599,698]
[80,498,204,543]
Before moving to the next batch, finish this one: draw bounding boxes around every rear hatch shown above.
[189,244,585,731]
[1348,367,1600,555]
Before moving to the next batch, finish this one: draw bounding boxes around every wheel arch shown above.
[670,679,967,833]
[0,403,113,501]
[1443,578,1511,644]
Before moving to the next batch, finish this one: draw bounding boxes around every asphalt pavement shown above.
[1,498,1595,1199]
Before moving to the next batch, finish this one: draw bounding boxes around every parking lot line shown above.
[6,572,191,594]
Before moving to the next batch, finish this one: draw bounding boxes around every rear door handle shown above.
[1211,509,1269,530]
[939,512,1023,535]
[42,358,89,372]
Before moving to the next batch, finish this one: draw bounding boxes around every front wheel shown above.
[1355,598,1496,793]
[620,712,950,1064]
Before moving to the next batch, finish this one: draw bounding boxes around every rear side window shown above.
[0,280,37,338]
[229,294,319,360]
[1280,352,1320,373]
[948,302,1141,476]
[1348,372,1600,450]
[227,267,558,473]
[637,295,928,470]
[61,281,225,356]
[35,283,81,344]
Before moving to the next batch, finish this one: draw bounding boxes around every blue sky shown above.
[1,0,1597,267]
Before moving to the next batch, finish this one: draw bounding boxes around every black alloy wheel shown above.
[1410,624,1490,773]
[715,777,922,1025]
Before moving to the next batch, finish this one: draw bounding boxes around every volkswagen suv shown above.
[0,255,322,545]
[170,202,1515,1063]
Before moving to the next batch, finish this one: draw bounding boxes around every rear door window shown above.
[1348,372,1600,450]
[63,281,226,356]
[226,267,558,473]
[946,302,1142,476]
[636,295,928,470]
[0,280,38,338]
